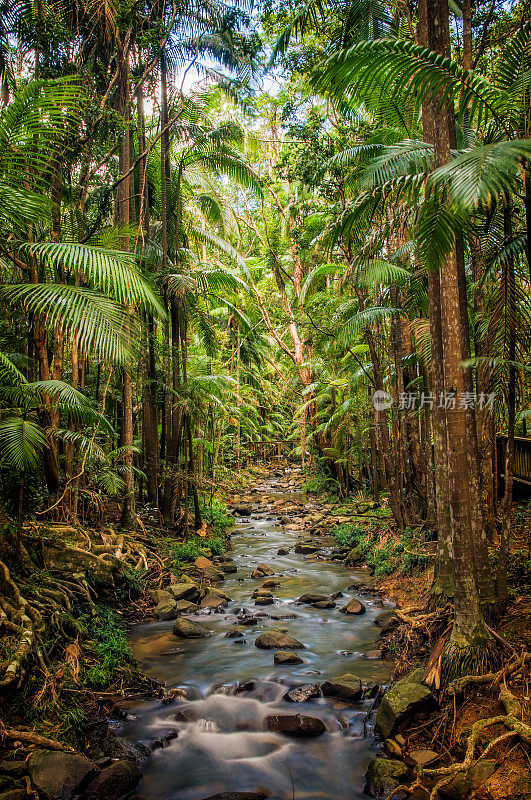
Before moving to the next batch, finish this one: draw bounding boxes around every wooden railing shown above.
[243,441,292,463]
[496,435,531,490]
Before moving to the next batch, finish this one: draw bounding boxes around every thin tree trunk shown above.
[115,43,135,528]
[137,83,160,506]
[496,204,516,606]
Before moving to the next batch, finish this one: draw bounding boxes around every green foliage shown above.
[302,473,339,495]
[84,606,134,689]
[332,523,433,576]
[506,550,531,598]
[200,497,234,538]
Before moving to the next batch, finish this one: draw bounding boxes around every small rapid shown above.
[121,471,394,800]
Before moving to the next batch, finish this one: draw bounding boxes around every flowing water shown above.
[122,473,394,800]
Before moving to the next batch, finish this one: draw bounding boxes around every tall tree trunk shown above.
[115,44,135,529]
[428,0,495,679]
[137,83,160,506]
[418,0,453,604]
[496,204,516,606]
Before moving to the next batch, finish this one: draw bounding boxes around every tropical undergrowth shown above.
[162,498,233,571]
[332,522,434,576]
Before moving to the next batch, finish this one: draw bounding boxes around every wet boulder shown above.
[82,760,141,800]
[262,579,281,588]
[294,543,318,554]
[28,750,96,800]
[167,581,201,602]
[364,758,408,798]
[321,674,363,701]
[154,598,179,620]
[255,596,275,606]
[200,594,228,611]
[311,600,336,609]
[219,562,238,574]
[151,589,172,604]
[283,684,321,702]
[265,714,326,736]
[251,564,274,578]
[172,618,212,638]
[194,556,224,582]
[364,650,383,660]
[174,599,199,614]
[374,610,398,630]
[254,630,304,649]
[339,598,366,615]
[274,651,304,665]
[297,594,329,605]
[233,505,253,516]
[375,672,436,739]
[277,547,289,555]
[225,626,245,638]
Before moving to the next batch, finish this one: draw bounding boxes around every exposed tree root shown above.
[0,724,74,751]
[390,657,531,800]
[446,652,530,697]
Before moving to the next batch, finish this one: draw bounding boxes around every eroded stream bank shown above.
[121,469,394,800]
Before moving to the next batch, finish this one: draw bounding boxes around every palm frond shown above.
[0,416,47,470]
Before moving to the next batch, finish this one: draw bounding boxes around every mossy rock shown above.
[167,582,201,602]
[345,547,363,565]
[154,598,179,620]
[254,630,304,649]
[321,674,363,701]
[172,618,212,638]
[375,673,436,739]
[438,760,497,800]
[364,758,408,797]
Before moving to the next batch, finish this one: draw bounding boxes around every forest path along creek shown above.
[122,469,395,800]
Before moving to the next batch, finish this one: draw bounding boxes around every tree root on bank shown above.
[0,723,75,752]
[446,652,530,697]
[383,659,530,800]
[0,559,44,691]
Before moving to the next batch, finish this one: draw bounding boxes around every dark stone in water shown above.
[297,593,328,604]
[233,505,253,516]
[225,627,244,638]
[172,708,197,722]
[265,713,326,736]
[201,792,268,799]
[277,547,289,555]
[339,598,366,615]
[274,650,304,665]
[311,600,336,608]
[83,760,142,800]
[235,680,256,694]
[283,684,321,702]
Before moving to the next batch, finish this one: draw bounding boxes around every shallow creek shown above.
[123,473,394,800]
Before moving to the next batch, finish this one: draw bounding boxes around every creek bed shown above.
[122,475,394,800]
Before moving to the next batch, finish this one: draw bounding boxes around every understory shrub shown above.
[84,605,134,688]
[332,523,433,576]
